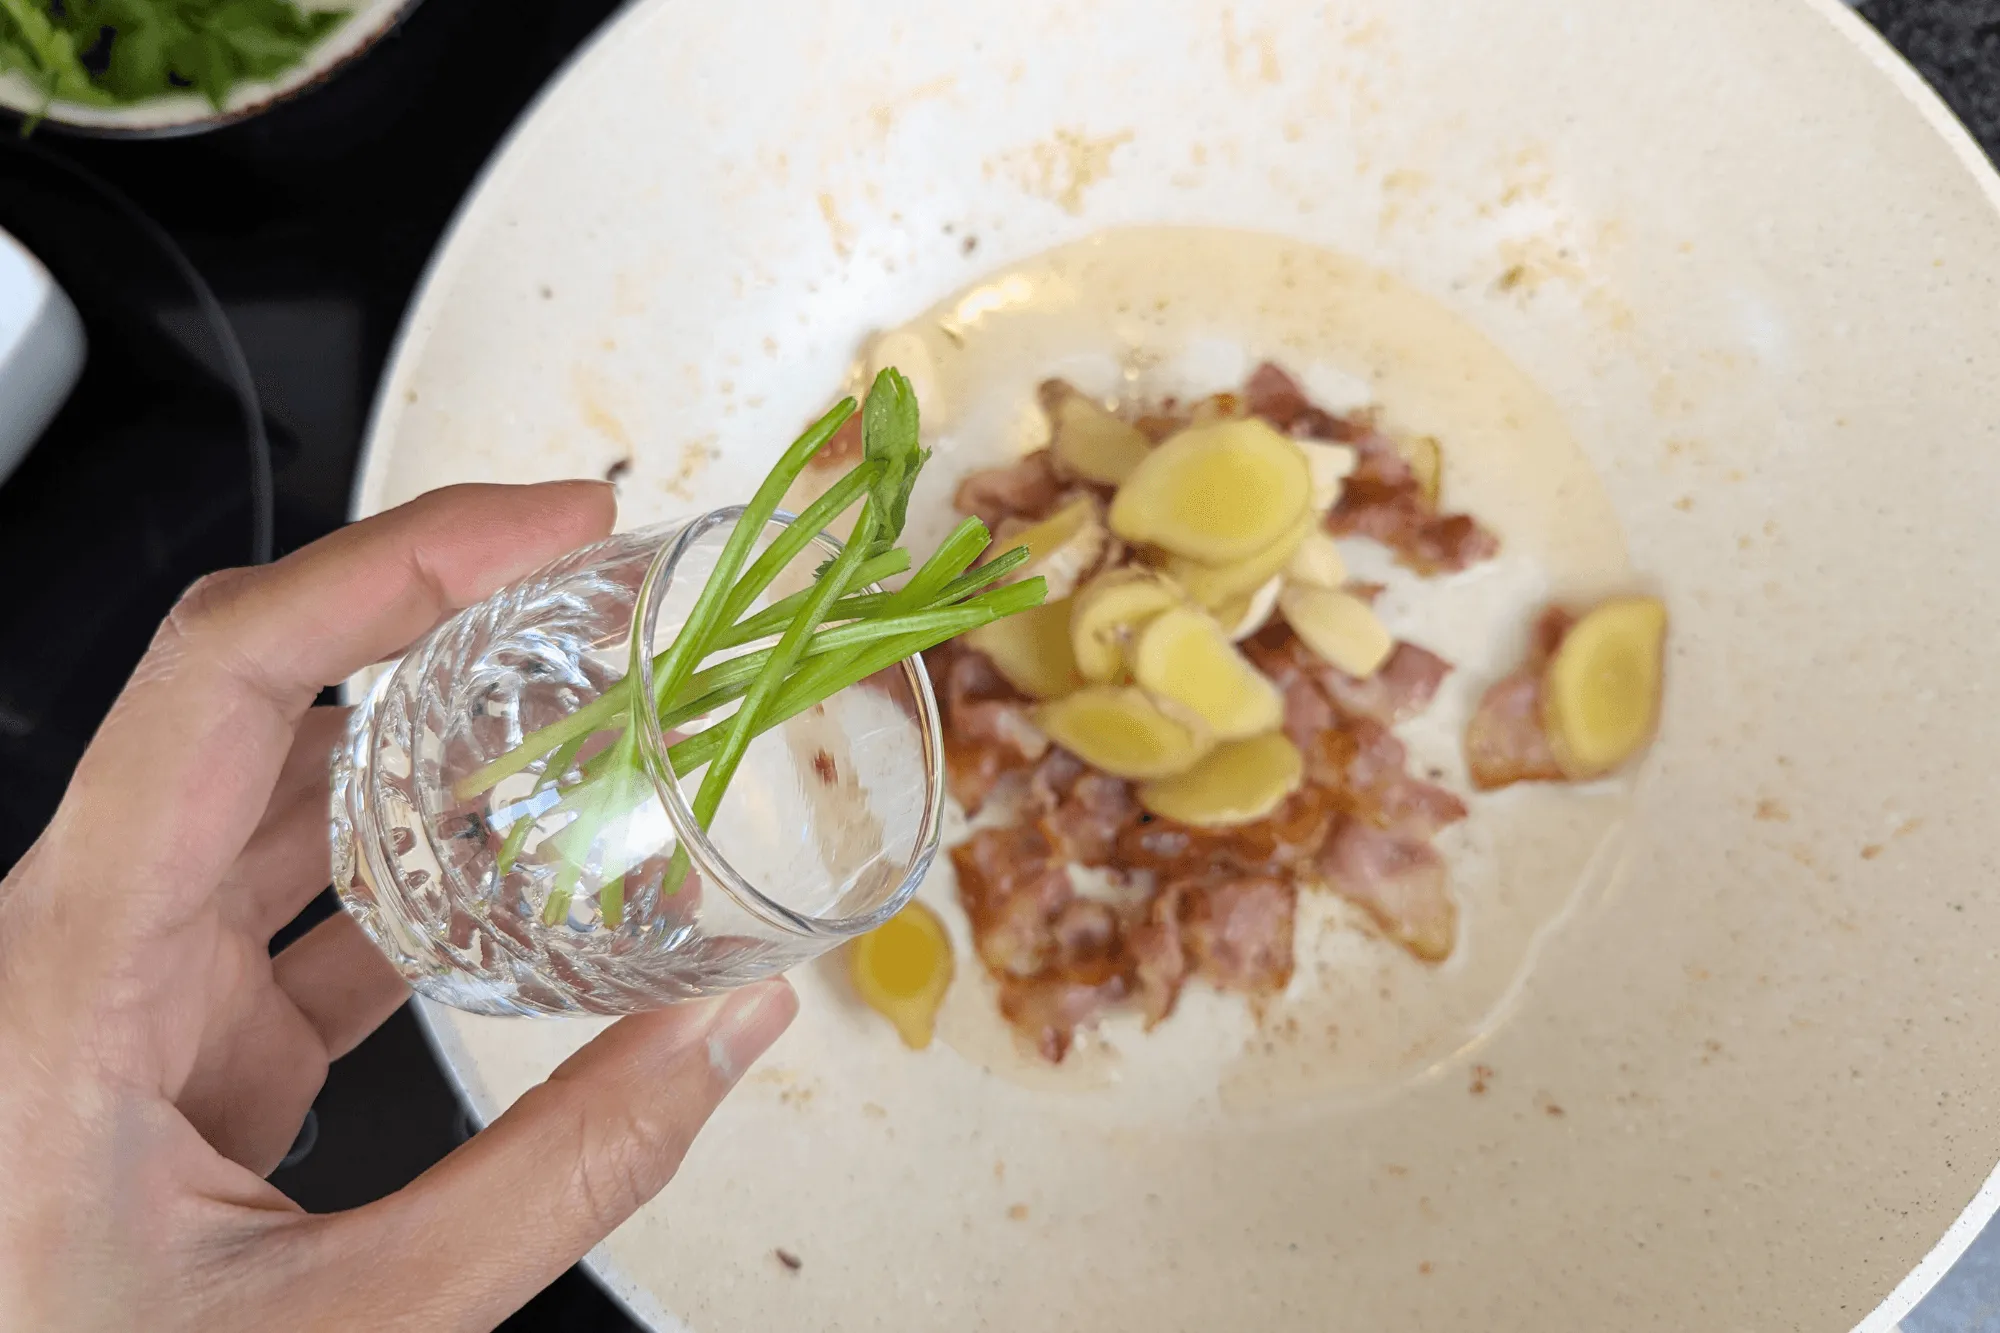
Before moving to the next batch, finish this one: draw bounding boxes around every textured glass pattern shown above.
[331,514,943,1016]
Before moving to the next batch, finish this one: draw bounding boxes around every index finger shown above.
[43,481,617,938]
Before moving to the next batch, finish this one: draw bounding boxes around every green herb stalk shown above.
[474,368,1042,923]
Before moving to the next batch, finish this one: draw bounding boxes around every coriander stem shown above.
[661,599,1027,732]
[494,730,589,875]
[713,463,880,634]
[883,516,990,612]
[707,549,911,651]
[663,506,885,892]
[663,577,1046,777]
[641,397,857,732]
[454,546,910,804]
[927,544,1031,604]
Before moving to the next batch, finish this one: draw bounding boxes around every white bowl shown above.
[0,224,83,483]
[352,0,2000,1328]
[0,0,417,136]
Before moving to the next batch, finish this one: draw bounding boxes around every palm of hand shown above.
[0,483,793,1333]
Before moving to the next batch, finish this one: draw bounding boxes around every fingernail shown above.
[705,981,798,1082]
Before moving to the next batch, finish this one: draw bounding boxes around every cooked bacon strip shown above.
[1315,818,1457,962]
[1246,625,1449,729]
[1115,786,1337,879]
[1330,495,1500,575]
[1316,642,1450,726]
[1180,875,1296,994]
[1338,715,1467,841]
[952,451,1065,530]
[1244,362,1311,430]
[950,825,1074,979]
[1125,887,1188,1027]
[1243,361,1368,442]
[1050,898,1125,976]
[1465,608,1576,791]
[1029,752,1137,867]
[929,642,1048,814]
[1241,626,1462,837]
[1309,411,1499,575]
[998,973,1129,1062]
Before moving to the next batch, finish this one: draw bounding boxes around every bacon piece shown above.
[1245,362,1497,573]
[1465,673,1563,791]
[1338,716,1467,841]
[1115,786,1338,879]
[1242,626,1461,836]
[1316,642,1451,726]
[929,642,1048,814]
[1464,608,1577,792]
[1316,818,1457,962]
[1050,898,1124,976]
[1247,624,1450,729]
[1331,497,1500,575]
[952,451,1064,530]
[996,896,1133,1060]
[1126,888,1189,1027]
[1322,423,1500,575]
[1179,876,1296,994]
[1244,362,1312,430]
[951,825,1073,979]
[1028,751,1137,867]
[998,972,1129,1062]
[1243,623,1342,772]
[1242,361,1368,442]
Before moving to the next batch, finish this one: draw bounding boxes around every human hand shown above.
[0,482,798,1332]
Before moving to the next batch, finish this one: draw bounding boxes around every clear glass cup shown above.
[329,507,945,1016]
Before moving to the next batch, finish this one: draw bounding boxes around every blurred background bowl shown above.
[0,0,421,137]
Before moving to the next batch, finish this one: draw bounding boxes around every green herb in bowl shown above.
[0,0,347,116]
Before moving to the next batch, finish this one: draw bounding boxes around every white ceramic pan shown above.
[350,1,2000,1328]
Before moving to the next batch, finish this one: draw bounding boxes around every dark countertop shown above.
[0,3,1994,1330]
[1861,0,2000,158]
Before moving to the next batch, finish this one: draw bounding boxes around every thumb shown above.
[319,980,796,1331]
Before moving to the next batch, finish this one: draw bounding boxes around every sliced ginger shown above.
[1137,731,1303,827]
[1131,607,1284,741]
[966,597,1083,699]
[1281,584,1394,679]
[1543,596,1667,779]
[1398,434,1443,507]
[1299,440,1360,513]
[1069,568,1185,683]
[1169,507,1317,609]
[848,900,954,1049]
[1285,528,1347,590]
[1212,575,1283,641]
[1108,418,1310,564]
[993,494,1107,601]
[1035,686,1212,779]
[1048,389,1154,486]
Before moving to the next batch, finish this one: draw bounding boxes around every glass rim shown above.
[626,505,946,940]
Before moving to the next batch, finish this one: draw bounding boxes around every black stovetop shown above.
[0,1,1989,1328]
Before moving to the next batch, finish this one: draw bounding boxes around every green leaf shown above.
[168,30,236,107]
[0,0,112,103]
[860,367,928,552]
[100,13,175,101]
[0,0,348,110]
